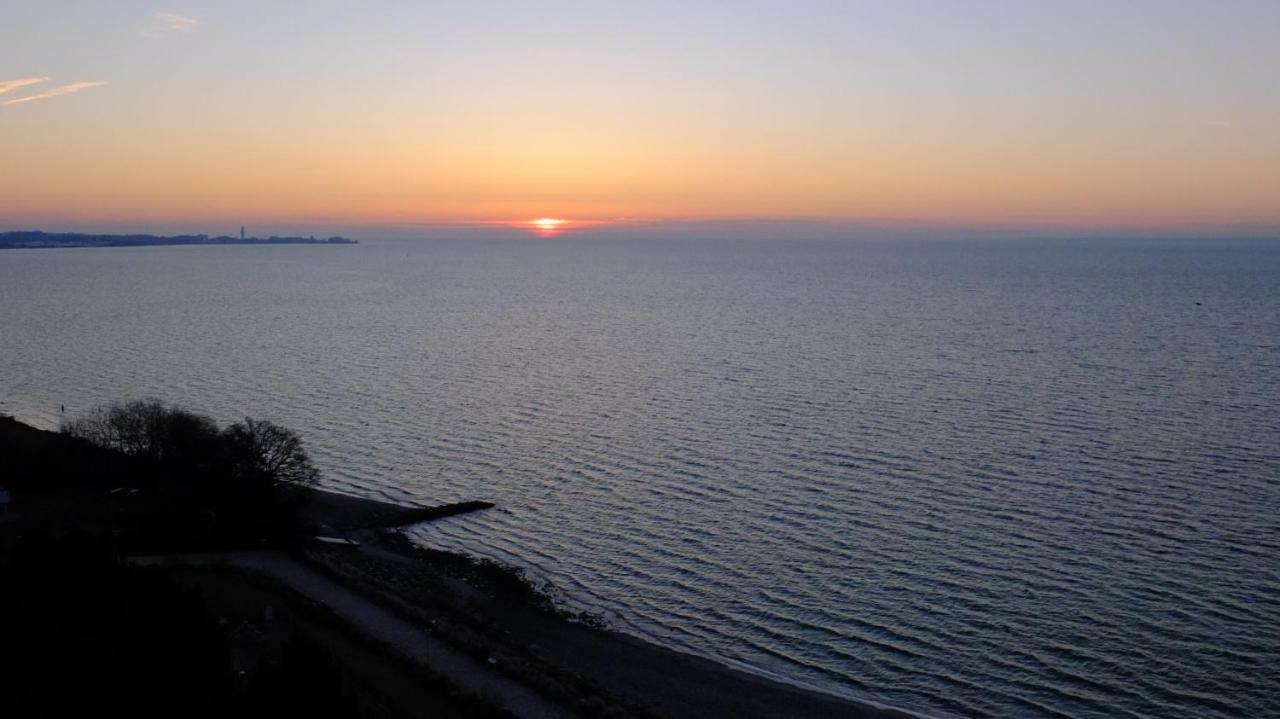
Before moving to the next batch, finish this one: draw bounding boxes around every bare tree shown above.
[223,418,320,488]
[63,401,317,490]
[62,399,216,463]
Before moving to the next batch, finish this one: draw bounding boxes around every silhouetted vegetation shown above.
[22,400,322,551]
[62,399,319,491]
[0,414,511,718]
[62,400,224,467]
[223,416,321,489]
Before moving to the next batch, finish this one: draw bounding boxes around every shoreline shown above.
[301,485,924,719]
[2,413,921,717]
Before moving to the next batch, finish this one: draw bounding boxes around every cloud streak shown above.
[2,81,107,107]
[0,77,50,95]
[143,11,198,38]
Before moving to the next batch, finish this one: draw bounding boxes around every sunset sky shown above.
[3,1,1278,236]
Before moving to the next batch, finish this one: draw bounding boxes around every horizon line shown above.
[3,219,1278,241]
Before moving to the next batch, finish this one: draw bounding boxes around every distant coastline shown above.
[0,230,357,249]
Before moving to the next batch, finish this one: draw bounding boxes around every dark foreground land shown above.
[1,414,911,719]
[0,230,356,249]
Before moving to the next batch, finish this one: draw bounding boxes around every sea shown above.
[1,234,1276,718]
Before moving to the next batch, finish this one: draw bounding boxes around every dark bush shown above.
[60,401,322,547]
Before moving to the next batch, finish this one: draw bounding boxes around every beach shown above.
[292,486,919,718]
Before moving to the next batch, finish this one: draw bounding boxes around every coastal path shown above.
[130,550,572,719]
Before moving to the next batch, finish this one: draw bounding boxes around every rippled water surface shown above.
[2,237,1277,717]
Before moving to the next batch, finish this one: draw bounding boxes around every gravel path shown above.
[132,551,571,719]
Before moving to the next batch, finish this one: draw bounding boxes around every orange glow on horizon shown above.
[2,5,1279,235]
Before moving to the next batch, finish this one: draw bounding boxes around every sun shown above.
[530,218,567,231]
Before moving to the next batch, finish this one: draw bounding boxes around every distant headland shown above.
[0,229,357,249]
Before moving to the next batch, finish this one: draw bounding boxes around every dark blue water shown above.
[2,236,1277,717]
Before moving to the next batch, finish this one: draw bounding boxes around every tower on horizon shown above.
[240,226,245,241]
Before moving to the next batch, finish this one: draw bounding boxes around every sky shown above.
[2,1,1278,237]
